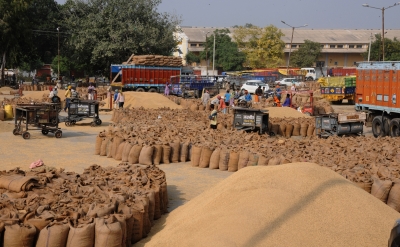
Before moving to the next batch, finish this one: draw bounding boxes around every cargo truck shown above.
[355,61,400,137]
[110,64,181,92]
[319,76,356,104]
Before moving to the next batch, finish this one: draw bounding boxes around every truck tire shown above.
[348,99,355,105]
[136,88,145,92]
[389,118,400,137]
[383,115,391,136]
[148,88,157,93]
[306,77,314,81]
[372,116,386,138]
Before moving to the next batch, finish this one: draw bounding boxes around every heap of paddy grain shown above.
[101,107,400,212]
[0,163,168,246]
[123,55,182,67]
[145,163,400,247]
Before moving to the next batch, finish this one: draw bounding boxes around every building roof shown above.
[180,26,400,44]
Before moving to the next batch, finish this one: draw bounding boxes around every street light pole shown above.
[57,27,60,80]
[362,2,400,61]
[205,31,210,76]
[281,21,307,77]
[212,33,215,76]
[368,33,373,62]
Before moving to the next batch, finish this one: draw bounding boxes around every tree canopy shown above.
[233,25,285,69]
[290,40,322,67]
[363,34,400,61]
[199,29,245,71]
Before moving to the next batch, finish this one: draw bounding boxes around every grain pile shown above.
[145,163,400,247]
[0,163,168,246]
[123,55,182,67]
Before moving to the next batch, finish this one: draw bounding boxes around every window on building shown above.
[320,45,325,48]
[337,45,343,48]
[334,62,338,65]
[349,45,355,48]
[190,44,197,47]
[356,45,362,48]
[198,44,204,47]
[291,44,297,48]
[330,45,336,48]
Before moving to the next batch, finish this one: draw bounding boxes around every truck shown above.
[319,76,356,104]
[110,64,181,92]
[355,61,400,137]
[169,75,218,98]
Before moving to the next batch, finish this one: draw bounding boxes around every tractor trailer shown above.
[355,61,400,137]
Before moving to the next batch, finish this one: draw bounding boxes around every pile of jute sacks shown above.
[101,107,400,213]
[0,163,168,247]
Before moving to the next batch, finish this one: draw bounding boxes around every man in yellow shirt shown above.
[209,104,218,129]
[64,85,72,112]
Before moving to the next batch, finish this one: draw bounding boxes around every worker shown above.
[88,83,95,100]
[209,104,218,129]
[219,96,226,114]
[113,89,119,109]
[290,83,296,92]
[255,86,263,103]
[244,90,252,107]
[64,85,72,112]
[202,90,210,106]
[224,90,231,107]
[275,84,282,101]
[211,95,220,106]
[115,91,125,108]
[282,94,291,107]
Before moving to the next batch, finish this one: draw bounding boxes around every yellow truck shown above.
[318,76,356,104]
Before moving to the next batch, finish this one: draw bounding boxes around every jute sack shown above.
[218,148,229,171]
[179,142,189,162]
[36,221,70,247]
[271,124,279,135]
[285,124,293,138]
[278,124,286,136]
[268,156,281,166]
[66,220,95,247]
[122,141,133,162]
[114,214,127,247]
[117,203,135,247]
[152,145,163,165]
[387,180,400,212]
[199,146,213,168]
[257,154,268,166]
[115,142,126,160]
[355,178,373,194]
[161,145,171,164]
[307,125,315,137]
[246,153,259,166]
[300,123,309,137]
[139,146,154,165]
[95,216,122,247]
[146,191,156,224]
[4,223,36,247]
[228,151,239,172]
[152,185,162,220]
[87,202,115,218]
[100,137,108,156]
[209,148,221,169]
[237,150,250,170]
[111,137,123,158]
[95,135,103,155]
[106,138,114,158]
[292,123,301,136]
[169,142,180,163]
[191,146,202,167]
[128,145,142,164]
[131,201,145,243]
[371,177,393,203]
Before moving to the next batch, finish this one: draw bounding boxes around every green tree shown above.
[200,29,245,71]
[185,51,200,65]
[363,34,400,61]
[51,55,71,76]
[233,25,285,69]
[61,0,180,75]
[290,40,322,67]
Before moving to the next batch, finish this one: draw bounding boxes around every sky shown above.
[55,0,400,30]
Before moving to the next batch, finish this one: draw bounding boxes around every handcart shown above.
[232,107,273,135]
[13,103,62,139]
[65,99,102,127]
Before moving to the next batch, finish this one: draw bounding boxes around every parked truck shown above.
[355,61,400,137]
[169,75,218,98]
[319,76,356,104]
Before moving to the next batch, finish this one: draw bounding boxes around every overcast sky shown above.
[56,0,400,29]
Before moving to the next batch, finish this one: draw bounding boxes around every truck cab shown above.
[301,68,317,81]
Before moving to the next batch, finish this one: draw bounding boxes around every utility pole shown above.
[57,27,60,80]
[212,33,215,76]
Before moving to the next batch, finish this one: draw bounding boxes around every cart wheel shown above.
[71,120,76,125]
[12,129,19,135]
[95,119,102,125]
[55,131,62,138]
[269,132,276,137]
[90,122,96,127]
[22,132,31,139]
[65,121,70,127]
[41,130,49,135]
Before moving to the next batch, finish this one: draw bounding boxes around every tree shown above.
[51,55,71,76]
[200,29,245,71]
[290,40,322,67]
[61,0,180,75]
[233,25,285,69]
[363,34,400,61]
[185,51,200,65]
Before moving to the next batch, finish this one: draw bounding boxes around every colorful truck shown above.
[319,76,356,104]
[355,61,400,137]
